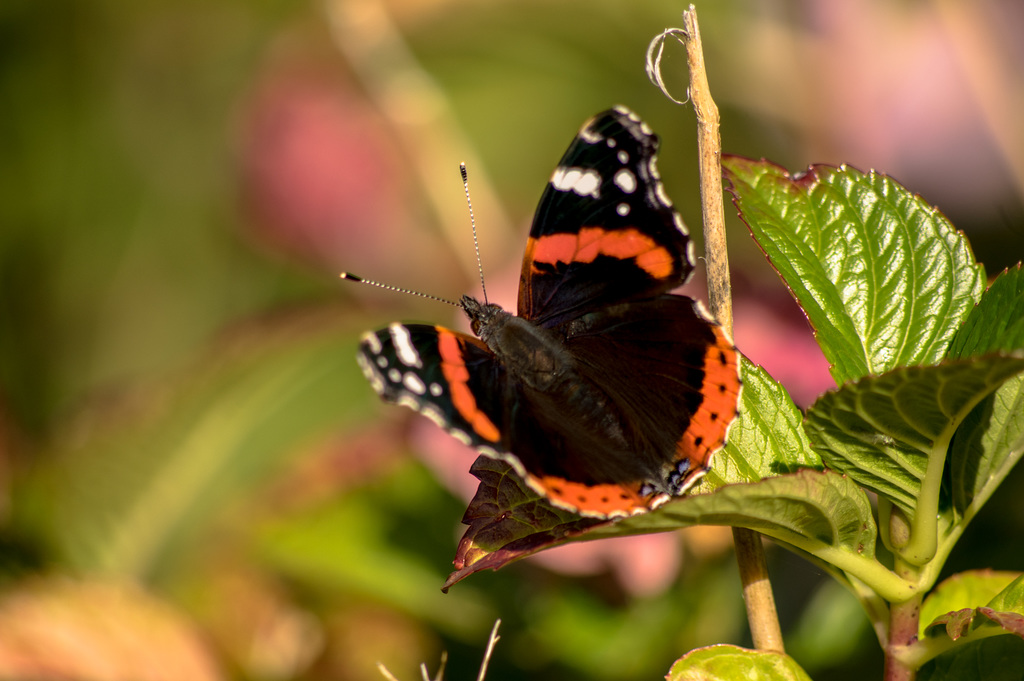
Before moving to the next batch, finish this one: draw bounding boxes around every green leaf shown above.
[608,469,874,554]
[703,359,822,489]
[723,157,985,385]
[445,468,895,596]
[945,265,1024,519]
[905,572,1024,672]
[454,467,879,573]
[948,373,1024,518]
[949,264,1024,359]
[920,571,1023,639]
[18,313,373,579]
[667,644,812,681]
[804,355,1024,527]
[599,469,915,601]
[978,573,1024,640]
[987,574,1024,615]
[918,637,1024,681]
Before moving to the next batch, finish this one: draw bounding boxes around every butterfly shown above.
[356,106,740,518]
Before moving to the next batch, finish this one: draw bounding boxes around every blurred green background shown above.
[1,0,1022,679]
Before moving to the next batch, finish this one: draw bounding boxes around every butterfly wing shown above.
[562,295,741,495]
[357,321,702,518]
[484,295,741,516]
[358,324,510,452]
[518,106,693,326]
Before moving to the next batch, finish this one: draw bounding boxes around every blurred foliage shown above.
[1,0,1022,679]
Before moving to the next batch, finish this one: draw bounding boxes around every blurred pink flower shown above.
[237,63,413,272]
[732,295,834,407]
[797,1,1023,229]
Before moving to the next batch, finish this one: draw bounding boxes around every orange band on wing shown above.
[530,475,661,518]
[677,330,741,471]
[524,227,674,279]
[437,332,502,443]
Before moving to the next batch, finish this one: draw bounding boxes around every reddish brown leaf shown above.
[978,608,1024,638]
[926,608,978,640]
[443,457,608,591]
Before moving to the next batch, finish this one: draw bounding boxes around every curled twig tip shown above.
[646,28,691,106]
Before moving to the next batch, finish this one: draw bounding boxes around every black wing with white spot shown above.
[517,106,694,327]
[357,323,511,453]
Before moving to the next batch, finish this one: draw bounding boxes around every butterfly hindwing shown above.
[562,295,741,492]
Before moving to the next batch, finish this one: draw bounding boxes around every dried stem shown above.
[649,5,784,653]
[476,620,501,681]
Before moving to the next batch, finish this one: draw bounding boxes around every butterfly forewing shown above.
[518,107,694,327]
[358,324,508,451]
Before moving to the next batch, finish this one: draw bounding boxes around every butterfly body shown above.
[357,106,741,518]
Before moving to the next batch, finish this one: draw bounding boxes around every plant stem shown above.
[679,5,783,653]
[681,9,732,329]
[884,595,922,681]
[884,558,923,681]
[732,526,785,651]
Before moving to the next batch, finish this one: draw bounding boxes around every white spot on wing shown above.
[396,395,420,411]
[388,323,422,368]
[376,356,388,369]
[477,445,500,459]
[551,167,602,199]
[673,212,689,235]
[356,353,385,393]
[655,182,673,208]
[614,105,640,125]
[429,382,443,396]
[647,157,662,180]
[494,450,528,479]
[361,332,383,355]
[613,168,637,194]
[420,404,447,428]
[355,352,370,373]
[388,368,401,383]
[579,126,603,144]
[616,203,630,216]
[647,493,671,512]
[450,429,472,446]
[617,150,628,164]
[402,372,427,395]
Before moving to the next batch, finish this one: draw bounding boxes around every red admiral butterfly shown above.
[356,106,740,518]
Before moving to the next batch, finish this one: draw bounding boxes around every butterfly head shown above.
[461,295,511,341]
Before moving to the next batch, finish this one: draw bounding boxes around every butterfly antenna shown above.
[460,163,489,304]
[340,272,462,308]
